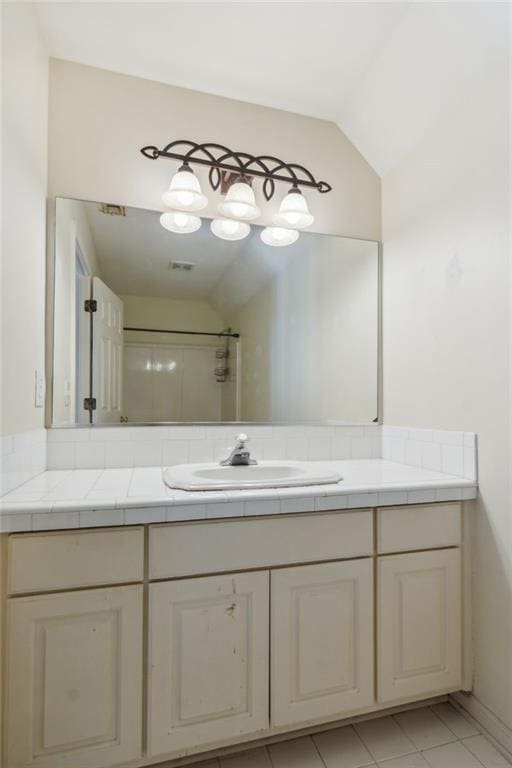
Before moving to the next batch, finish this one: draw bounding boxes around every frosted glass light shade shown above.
[211,218,250,241]
[272,187,314,229]
[260,227,299,247]
[162,165,208,211]
[160,211,202,234]
[218,179,260,221]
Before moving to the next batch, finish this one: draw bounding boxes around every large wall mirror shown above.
[51,197,379,426]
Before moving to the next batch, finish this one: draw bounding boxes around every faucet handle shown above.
[236,433,248,445]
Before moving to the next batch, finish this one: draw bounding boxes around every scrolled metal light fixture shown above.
[141,139,332,245]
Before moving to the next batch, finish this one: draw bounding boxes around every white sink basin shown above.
[164,461,342,491]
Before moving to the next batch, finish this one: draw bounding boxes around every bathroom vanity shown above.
[1,464,474,768]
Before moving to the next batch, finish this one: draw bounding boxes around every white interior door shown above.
[92,277,124,423]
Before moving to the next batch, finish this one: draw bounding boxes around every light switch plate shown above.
[35,370,45,408]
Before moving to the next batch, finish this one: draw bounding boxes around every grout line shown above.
[309,733,328,767]
[417,737,489,768]
[461,735,512,768]
[389,710,417,752]
[351,724,377,760]
[427,703,464,741]
[185,731,510,768]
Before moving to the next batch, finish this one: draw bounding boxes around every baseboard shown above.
[450,692,512,761]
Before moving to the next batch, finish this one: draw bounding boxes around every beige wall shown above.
[48,59,381,242]
[1,4,48,435]
[230,237,378,423]
[382,38,511,727]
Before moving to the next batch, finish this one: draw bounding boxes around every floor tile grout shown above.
[189,707,511,768]
[309,733,328,767]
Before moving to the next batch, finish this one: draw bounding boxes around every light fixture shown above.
[160,211,201,234]
[161,163,208,211]
[273,185,314,229]
[142,139,332,242]
[218,176,261,221]
[260,227,299,247]
[211,218,250,241]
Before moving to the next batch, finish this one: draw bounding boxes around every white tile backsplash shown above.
[0,428,47,495]
[47,441,76,470]
[350,435,380,459]
[48,425,382,470]
[105,441,134,468]
[422,442,442,472]
[382,426,477,482]
[441,444,465,476]
[285,436,309,460]
[44,424,477,484]
[132,441,163,467]
[330,434,352,459]
[76,442,106,469]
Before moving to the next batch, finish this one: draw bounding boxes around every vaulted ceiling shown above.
[36,2,507,176]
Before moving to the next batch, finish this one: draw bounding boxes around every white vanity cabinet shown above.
[2,503,466,768]
[5,528,145,768]
[271,559,374,727]
[377,548,462,703]
[6,586,143,768]
[148,571,269,757]
[376,504,463,704]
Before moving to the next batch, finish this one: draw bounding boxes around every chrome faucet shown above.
[220,433,258,466]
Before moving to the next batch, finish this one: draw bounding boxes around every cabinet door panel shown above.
[271,559,374,727]
[6,585,143,768]
[148,571,269,758]
[377,549,462,703]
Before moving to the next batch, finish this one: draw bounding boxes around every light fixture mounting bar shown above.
[140,139,332,201]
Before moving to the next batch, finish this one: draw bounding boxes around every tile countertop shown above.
[0,459,477,533]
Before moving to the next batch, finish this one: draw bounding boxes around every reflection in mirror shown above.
[52,198,379,425]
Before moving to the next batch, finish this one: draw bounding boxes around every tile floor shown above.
[191,705,511,768]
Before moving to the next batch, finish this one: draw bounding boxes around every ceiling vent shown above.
[169,261,196,272]
[99,203,126,216]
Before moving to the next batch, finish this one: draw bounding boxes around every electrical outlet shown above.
[35,370,45,408]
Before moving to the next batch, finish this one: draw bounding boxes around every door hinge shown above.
[84,299,97,313]
[83,397,97,411]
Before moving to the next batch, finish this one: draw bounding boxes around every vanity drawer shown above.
[149,510,373,579]
[8,527,144,595]
[377,502,461,554]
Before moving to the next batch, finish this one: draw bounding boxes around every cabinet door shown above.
[271,559,374,727]
[6,585,143,768]
[148,571,269,758]
[377,549,462,703]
